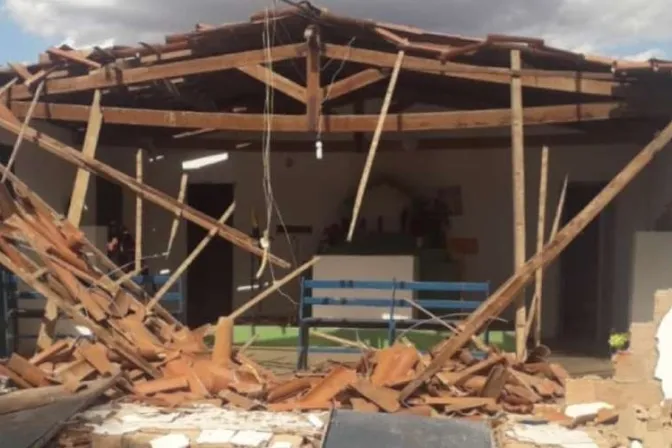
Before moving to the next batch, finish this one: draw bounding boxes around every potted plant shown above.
[608,331,631,362]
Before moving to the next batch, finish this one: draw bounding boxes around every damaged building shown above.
[0,2,671,447]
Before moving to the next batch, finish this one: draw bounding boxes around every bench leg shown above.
[298,321,309,370]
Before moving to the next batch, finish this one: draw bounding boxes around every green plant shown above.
[608,332,630,351]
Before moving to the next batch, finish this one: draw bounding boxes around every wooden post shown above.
[67,90,102,227]
[525,174,567,341]
[305,25,321,132]
[400,118,672,401]
[228,257,321,321]
[166,173,188,256]
[212,316,234,364]
[532,146,549,346]
[510,49,527,360]
[146,202,235,311]
[135,149,143,272]
[347,50,405,242]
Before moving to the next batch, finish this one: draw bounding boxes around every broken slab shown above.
[565,377,663,409]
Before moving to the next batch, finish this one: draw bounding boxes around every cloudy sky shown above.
[1,0,670,63]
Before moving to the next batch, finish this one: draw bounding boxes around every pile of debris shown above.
[0,164,568,419]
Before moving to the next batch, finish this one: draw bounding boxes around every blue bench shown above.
[297,278,490,369]
[0,273,185,356]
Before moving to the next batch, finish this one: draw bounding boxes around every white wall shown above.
[99,140,664,338]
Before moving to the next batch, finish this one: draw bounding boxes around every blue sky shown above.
[0,14,50,63]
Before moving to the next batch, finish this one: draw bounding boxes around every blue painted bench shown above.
[0,273,185,355]
[297,278,490,369]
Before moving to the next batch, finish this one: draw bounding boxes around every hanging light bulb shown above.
[315,140,323,160]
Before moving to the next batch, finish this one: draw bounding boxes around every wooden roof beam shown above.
[7,63,33,83]
[11,101,644,133]
[323,44,621,97]
[10,44,307,100]
[46,47,102,70]
[324,68,389,101]
[237,64,307,104]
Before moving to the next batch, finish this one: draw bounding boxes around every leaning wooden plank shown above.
[228,256,321,321]
[67,89,102,227]
[7,63,32,82]
[351,380,401,413]
[0,116,289,268]
[135,148,143,271]
[1,80,44,183]
[165,173,188,256]
[324,68,388,101]
[0,251,160,378]
[530,146,549,346]
[399,118,672,401]
[146,203,235,311]
[347,50,405,241]
[0,78,18,97]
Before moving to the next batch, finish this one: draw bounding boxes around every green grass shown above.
[225,325,516,352]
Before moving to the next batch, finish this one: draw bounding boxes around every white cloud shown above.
[3,0,671,58]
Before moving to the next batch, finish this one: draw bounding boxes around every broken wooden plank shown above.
[212,316,234,365]
[147,203,235,310]
[46,47,102,69]
[400,118,672,401]
[347,50,405,241]
[228,256,321,321]
[134,376,189,396]
[135,148,143,271]
[0,116,289,268]
[481,365,509,398]
[219,389,263,410]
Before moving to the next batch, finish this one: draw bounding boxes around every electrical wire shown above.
[259,2,299,307]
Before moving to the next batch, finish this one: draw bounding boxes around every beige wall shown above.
[2,120,669,340]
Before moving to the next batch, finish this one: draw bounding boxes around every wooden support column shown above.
[400,118,672,401]
[305,26,321,132]
[510,49,527,360]
[135,149,143,271]
[346,50,405,242]
[146,203,236,311]
[532,146,548,346]
[67,90,102,227]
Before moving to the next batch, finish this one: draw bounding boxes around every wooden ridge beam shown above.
[11,101,639,133]
[399,117,672,401]
[237,64,307,104]
[323,44,620,97]
[324,68,389,101]
[10,44,307,100]
[0,115,290,268]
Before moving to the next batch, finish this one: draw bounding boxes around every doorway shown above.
[558,182,613,354]
[186,183,234,328]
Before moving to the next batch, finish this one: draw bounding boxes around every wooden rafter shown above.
[237,64,307,103]
[11,101,645,133]
[46,47,101,69]
[10,44,307,100]
[0,114,290,268]
[323,68,389,101]
[323,44,620,97]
